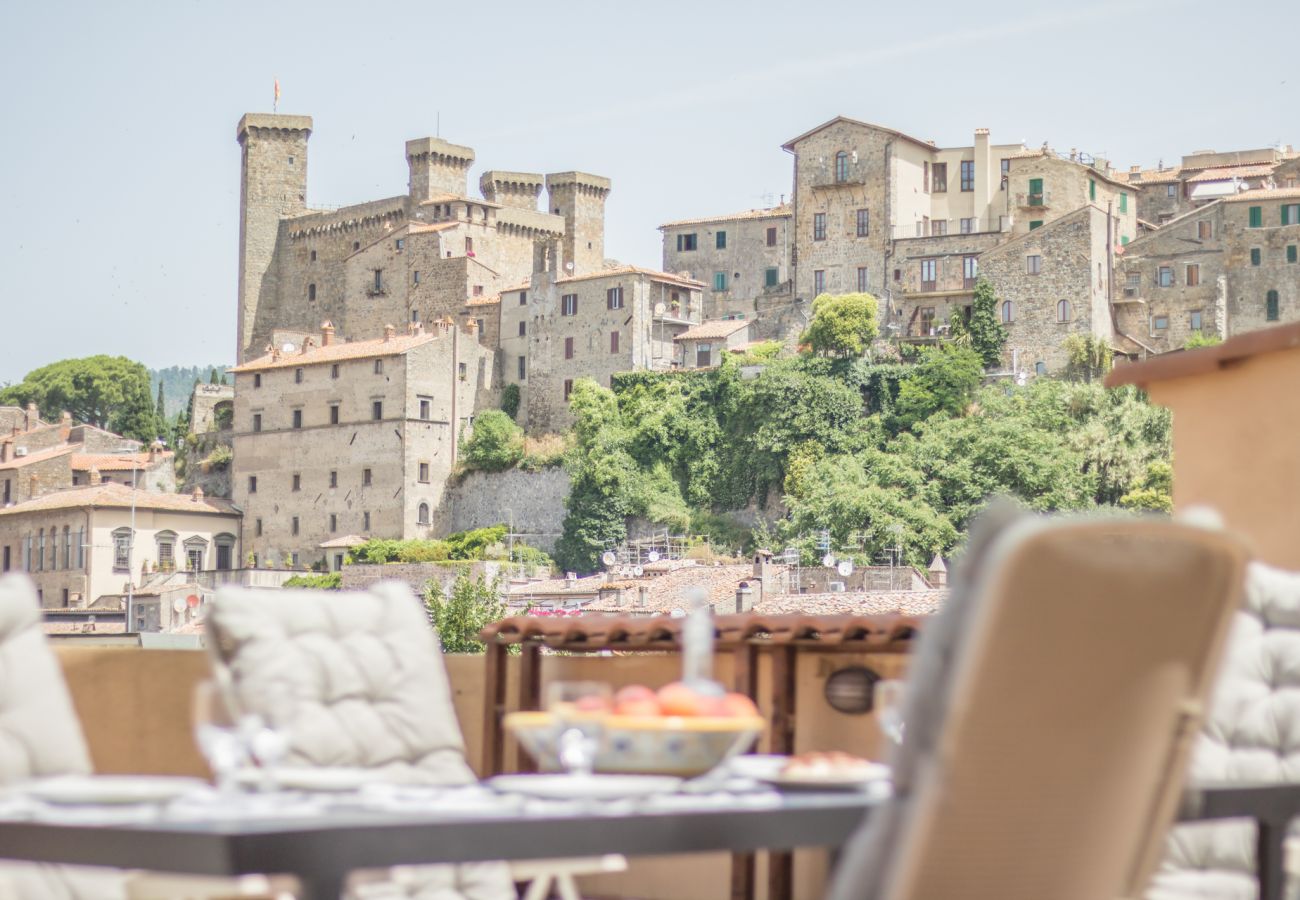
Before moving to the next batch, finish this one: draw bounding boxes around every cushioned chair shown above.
[204,581,516,900]
[0,574,127,900]
[825,510,1249,900]
[1145,560,1300,900]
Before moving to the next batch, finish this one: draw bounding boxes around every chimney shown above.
[88,467,102,486]
[59,411,72,439]
[192,485,205,502]
[1130,165,1141,175]
[928,554,948,587]
[24,402,38,431]
[566,572,577,589]
[383,324,396,342]
[637,586,648,609]
[300,336,316,354]
[735,582,754,613]
[321,320,335,346]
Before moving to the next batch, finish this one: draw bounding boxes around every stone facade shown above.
[1116,189,1300,353]
[447,467,570,553]
[674,319,751,369]
[236,113,605,364]
[230,320,496,570]
[1123,145,1297,225]
[660,207,792,322]
[189,383,234,434]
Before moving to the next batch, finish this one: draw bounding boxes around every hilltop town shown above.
[3,111,1297,634]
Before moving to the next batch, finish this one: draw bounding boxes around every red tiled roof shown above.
[71,452,171,472]
[0,444,74,471]
[1223,186,1300,202]
[0,483,237,517]
[231,331,440,373]
[660,206,791,229]
[675,320,750,342]
[556,265,704,290]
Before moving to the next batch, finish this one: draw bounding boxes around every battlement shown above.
[545,171,612,198]
[407,137,476,201]
[479,170,545,210]
[236,113,313,143]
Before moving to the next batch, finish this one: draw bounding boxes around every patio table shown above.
[0,788,880,899]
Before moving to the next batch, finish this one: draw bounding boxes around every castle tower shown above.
[406,138,475,201]
[236,113,312,363]
[479,171,544,210]
[545,172,611,275]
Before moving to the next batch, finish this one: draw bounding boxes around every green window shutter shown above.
[1119,193,1128,213]
[1121,235,1130,245]
[1289,245,1297,264]
[765,268,779,287]
[1089,179,1096,201]
[1029,178,1043,194]
[1029,220,1043,230]
[716,231,727,249]
[1250,206,1262,228]
[1251,248,1261,266]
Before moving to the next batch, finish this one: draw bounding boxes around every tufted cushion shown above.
[207,581,512,899]
[0,574,125,899]
[1147,561,1300,899]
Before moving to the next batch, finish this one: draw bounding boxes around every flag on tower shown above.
[274,78,280,112]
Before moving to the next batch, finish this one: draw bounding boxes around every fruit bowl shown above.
[505,711,765,777]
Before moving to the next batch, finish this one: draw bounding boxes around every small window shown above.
[856,267,869,292]
[248,475,258,494]
[713,272,728,291]
[395,238,404,250]
[419,398,431,420]
[963,255,978,287]
[1267,290,1280,321]
[310,250,317,262]
[813,213,826,241]
[932,163,947,193]
[715,231,727,250]
[1000,158,1010,190]
[1288,245,1298,264]
[519,291,527,305]
[813,270,825,295]
[1197,220,1212,240]
[307,283,316,302]
[372,400,383,420]
[610,331,620,354]
[765,267,779,288]
[329,514,337,532]
[373,269,383,292]
[458,361,467,380]
[411,309,420,323]
[1035,361,1047,376]
[1119,192,1129,214]
[1152,315,1169,331]
[564,337,574,360]
[475,317,485,335]
[294,367,303,383]
[363,511,371,531]
[329,404,339,424]
[255,518,263,537]
[1001,300,1015,323]
[1251,248,1262,267]
[331,363,339,379]
[1157,266,1173,287]
[374,359,384,374]
[607,287,624,309]
[1057,299,1071,323]
[931,220,947,236]
[417,503,430,526]
[353,241,361,251]
[920,258,937,288]
[1249,206,1263,228]
[856,209,869,237]
[1189,310,1203,331]
[766,227,777,247]
[835,151,849,183]
[518,356,526,380]
[329,470,338,488]
[413,270,420,285]
[960,217,974,234]
[292,473,301,492]
[1283,204,1300,226]
[252,413,262,432]
[418,462,430,483]
[563,379,574,401]
[1186,264,1200,286]
[1167,184,1178,198]
[292,409,302,429]
[363,468,372,486]
[1029,220,1043,231]
[960,160,975,191]
[1089,178,1096,201]
[1026,255,1041,275]
[291,516,300,536]
[923,160,930,193]
[254,373,262,389]
[676,233,698,252]
[465,236,473,254]
[518,321,527,337]
[562,294,578,316]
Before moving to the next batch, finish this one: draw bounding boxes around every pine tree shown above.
[208,368,219,385]
[155,382,166,424]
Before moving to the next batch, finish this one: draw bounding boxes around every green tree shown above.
[154,382,166,427]
[1185,331,1223,350]
[461,410,524,472]
[967,278,1008,369]
[283,572,342,589]
[801,292,879,357]
[1061,334,1113,383]
[1,356,159,441]
[423,575,506,654]
[208,368,220,385]
[500,383,521,420]
[892,344,984,432]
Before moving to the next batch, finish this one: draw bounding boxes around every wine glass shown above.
[192,679,247,795]
[874,679,906,747]
[546,681,612,778]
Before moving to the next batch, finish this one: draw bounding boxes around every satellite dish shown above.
[281,342,296,353]
[601,551,617,567]
[822,553,837,568]
[647,551,660,562]
[654,301,667,316]
[172,597,187,613]
[837,559,855,577]
[670,608,686,618]
[633,566,644,577]
[564,261,575,273]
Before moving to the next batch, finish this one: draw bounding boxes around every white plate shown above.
[488,774,682,800]
[237,767,380,792]
[726,754,789,781]
[763,763,892,792]
[23,775,207,806]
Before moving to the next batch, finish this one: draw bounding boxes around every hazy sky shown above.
[1,0,1294,382]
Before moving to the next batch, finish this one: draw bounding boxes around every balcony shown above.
[1017,191,1051,209]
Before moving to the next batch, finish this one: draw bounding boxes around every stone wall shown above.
[340,560,508,598]
[660,210,792,321]
[189,384,234,435]
[447,467,570,552]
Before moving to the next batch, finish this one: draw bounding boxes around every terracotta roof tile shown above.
[231,331,441,373]
[71,452,171,472]
[1186,164,1278,183]
[1127,167,1182,185]
[1223,186,1300,202]
[660,206,791,230]
[0,483,238,517]
[674,319,750,342]
[556,265,704,289]
[319,534,368,548]
[0,444,74,471]
[465,295,502,307]
[753,590,945,617]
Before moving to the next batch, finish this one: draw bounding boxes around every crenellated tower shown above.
[236,113,312,363]
[407,138,475,201]
[479,171,544,210]
[545,172,611,275]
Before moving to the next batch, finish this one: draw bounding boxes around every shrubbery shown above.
[461,410,524,472]
[283,572,342,589]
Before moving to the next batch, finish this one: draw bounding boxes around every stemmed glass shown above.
[874,679,906,747]
[547,681,612,778]
[192,679,248,795]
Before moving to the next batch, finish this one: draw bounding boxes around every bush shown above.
[461,410,524,472]
[283,572,342,589]
[520,432,569,471]
[1185,331,1223,350]
[801,293,879,357]
[500,383,521,420]
[423,575,506,654]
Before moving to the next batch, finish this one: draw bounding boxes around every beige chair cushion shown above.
[207,581,512,899]
[1147,561,1300,899]
[0,574,126,900]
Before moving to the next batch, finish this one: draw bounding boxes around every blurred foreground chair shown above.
[825,510,1249,900]
[206,581,622,899]
[0,574,127,900]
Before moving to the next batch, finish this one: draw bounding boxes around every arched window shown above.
[1057,299,1071,323]
[417,503,430,526]
[1267,290,1280,322]
[1001,300,1015,323]
[1035,361,1047,376]
[835,151,849,183]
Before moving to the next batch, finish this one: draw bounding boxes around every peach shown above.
[657,681,711,717]
[719,693,760,718]
[614,684,662,716]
